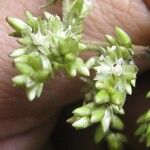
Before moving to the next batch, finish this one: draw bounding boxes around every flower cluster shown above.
[94,28,138,107]
[7,0,91,100]
[68,28,138,147]
[136,109,150,147]
[8,0,150,149]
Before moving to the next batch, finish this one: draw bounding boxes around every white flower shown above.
[31,31,48,46]
[112,58,124,76]
[95,57,124,76]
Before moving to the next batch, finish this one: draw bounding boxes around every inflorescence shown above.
[6,0,150,149]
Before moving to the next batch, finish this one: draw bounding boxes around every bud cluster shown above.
[7,0,91,100]
[94,28,138,107]
[136,109,150,147]
[68,28,138,145]
[7,0,146,149]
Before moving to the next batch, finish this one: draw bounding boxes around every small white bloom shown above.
[31,31,48,46]
[110,45,117,51]
[112,58,124,76]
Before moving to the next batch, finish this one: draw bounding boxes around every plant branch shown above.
[83,41,150,58]
[62,0,70,25]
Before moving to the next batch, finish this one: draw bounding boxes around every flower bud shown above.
[146,91,150,98]
[6,17,31,33]
[15,63,35,76]
[95,81,104,89]
[85,57,96,69]
[65,53,76,62]
[36,83,43,98]
[9,48,26,58]
[125,83,132,95]
[137,110,150,124]
[131,79,136,87]
[25,11,38,31]
[27,86,38,101]
[76,58,90,76]
[72,116,90,129]
[91,107,105,123]
[135,124,147,136]
[94,126,105,144]
[66,63,77,77]
[112,115,124,130]
[106,35,117,46]
[28,54,43,70]
[14,55,29,63]
[73,106,91,116]
[115,27,131,48]
[12,75,27,86]
[94,90,110,104]
[34,70,50,83]
[111,91,125,106]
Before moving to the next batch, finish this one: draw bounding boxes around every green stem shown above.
[62,0,70,26]
[83,41,150,58]
[84,41,108,51]
[39,0,58,9]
